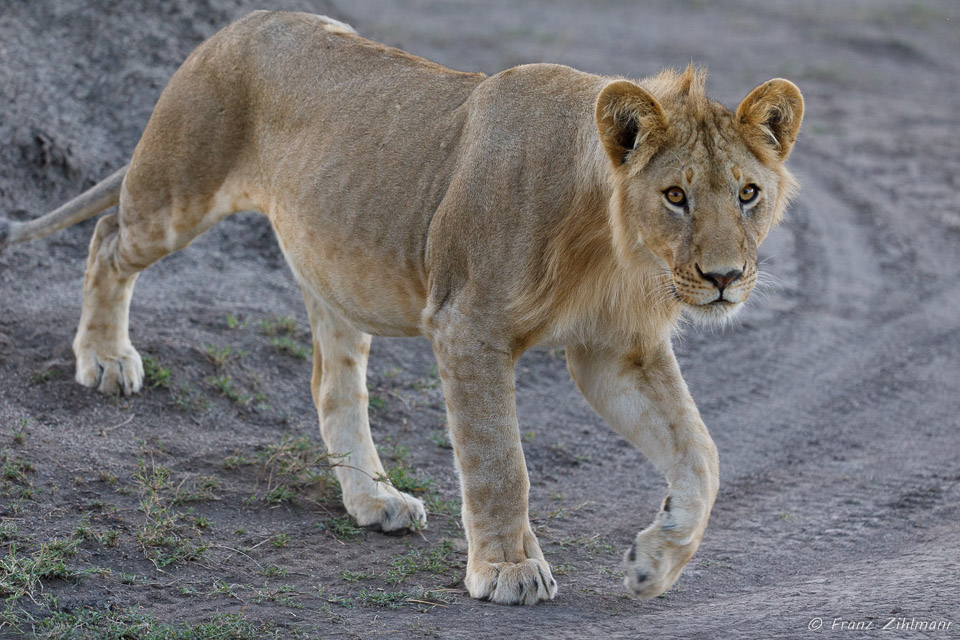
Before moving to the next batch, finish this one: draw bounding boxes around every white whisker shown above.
[755,270,785,293]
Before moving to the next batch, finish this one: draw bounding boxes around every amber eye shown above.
[739,184,759,204]
[664,187,687,207]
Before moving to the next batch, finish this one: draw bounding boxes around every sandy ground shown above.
[1,0,959,638]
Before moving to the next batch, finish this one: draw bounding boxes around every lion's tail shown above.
[0,165,128,252]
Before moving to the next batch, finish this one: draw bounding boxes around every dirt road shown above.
[1,1,958,637]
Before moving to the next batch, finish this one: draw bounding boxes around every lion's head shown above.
[596,67,803,325]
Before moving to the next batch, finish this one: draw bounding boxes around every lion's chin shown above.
[681,299,745,327]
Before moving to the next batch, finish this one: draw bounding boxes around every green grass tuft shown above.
[268,335,310,359]
[142,355,171,388]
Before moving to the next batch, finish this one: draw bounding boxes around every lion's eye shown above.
[664,187,687,207]
[739,184,759,204]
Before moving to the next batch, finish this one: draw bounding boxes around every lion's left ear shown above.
[736,78,804,161]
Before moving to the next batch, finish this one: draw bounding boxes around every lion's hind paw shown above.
[348,487,427,534]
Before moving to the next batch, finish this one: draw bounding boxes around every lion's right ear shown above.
[595,80,669,168]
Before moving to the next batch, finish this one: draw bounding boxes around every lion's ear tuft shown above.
[736,78,804,161]
[595,81,669,168]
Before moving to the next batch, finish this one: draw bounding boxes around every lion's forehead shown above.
[662,113,765,189]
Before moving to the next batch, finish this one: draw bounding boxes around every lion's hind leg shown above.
[301,288,427,533]
[73,176,240,395]
[73,211,145,395]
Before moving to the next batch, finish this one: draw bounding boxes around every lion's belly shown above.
[269,208,428,337]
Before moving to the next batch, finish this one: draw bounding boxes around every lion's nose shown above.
[697,265,743,293]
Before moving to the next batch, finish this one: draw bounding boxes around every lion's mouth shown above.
[677,296,744,325]
[670,280,746,317]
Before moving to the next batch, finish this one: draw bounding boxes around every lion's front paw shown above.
[75,344,144,396]
[623,525,698,599]
[347,486,427,533]
[466,558,557,605]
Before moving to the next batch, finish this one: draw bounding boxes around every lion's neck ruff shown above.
[508,140,681,352]
[510,67,727,350]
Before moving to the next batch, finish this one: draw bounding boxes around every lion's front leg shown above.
[567,341,720,599]
[428,315,556,605]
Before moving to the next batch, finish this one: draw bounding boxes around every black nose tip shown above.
[697,266,743,292]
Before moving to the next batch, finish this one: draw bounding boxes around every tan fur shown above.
[8,12,802,605]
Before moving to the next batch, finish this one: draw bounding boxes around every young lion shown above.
[0,11,802,605]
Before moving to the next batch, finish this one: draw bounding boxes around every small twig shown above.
[99,414,135,437]
[406,599,448,608]
[531,500,592,522]
[246,535,279,551]
[320,530,347,546]
[123,576,186,589]
[220,583,245,602]
[426,510,461,521]
[208,544,264,571]
[388,390,413,411]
